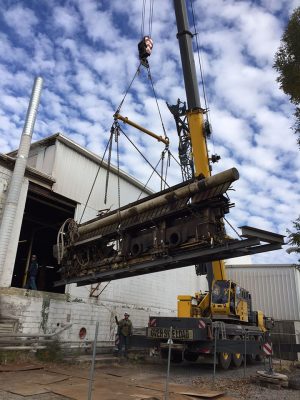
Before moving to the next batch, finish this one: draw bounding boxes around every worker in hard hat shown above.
[116,312,133,358]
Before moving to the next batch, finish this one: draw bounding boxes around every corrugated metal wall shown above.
[226,265,300,320]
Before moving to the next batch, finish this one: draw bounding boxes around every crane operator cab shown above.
[211,280,250,322]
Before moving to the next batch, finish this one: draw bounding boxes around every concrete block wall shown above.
[0,287,178,346]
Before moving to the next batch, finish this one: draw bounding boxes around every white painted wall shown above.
[227,265,300,320]
[0,164,29,287]
[68,265,202,314]
[0,165,11,222]
[52,141,145,210]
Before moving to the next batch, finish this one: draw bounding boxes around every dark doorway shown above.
[11,183,76,293]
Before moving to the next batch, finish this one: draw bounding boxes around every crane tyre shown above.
[255,336,264,361]
[171,351,183,363]
[184,351,198,362]
[246,335,256,364]
[218,352,231,370]
[231,336,243,368]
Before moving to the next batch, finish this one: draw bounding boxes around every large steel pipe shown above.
[0,77,43,280]
[78,168,239,236]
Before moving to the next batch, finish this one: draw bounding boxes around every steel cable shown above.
[79,135,112,224]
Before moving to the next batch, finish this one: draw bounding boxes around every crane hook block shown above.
[138,36,153,66]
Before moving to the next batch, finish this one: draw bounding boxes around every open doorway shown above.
[11,183,76,293]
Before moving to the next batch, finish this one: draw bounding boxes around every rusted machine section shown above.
[54,168,284,286]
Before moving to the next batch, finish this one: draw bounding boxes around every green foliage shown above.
[287,216,300,265]
[35,340,63,362]
[274,7,300,103]
[0,351,33,364]
[274,7,300,142]
[274,8,300,261]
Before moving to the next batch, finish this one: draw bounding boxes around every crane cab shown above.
[211,280,250,322]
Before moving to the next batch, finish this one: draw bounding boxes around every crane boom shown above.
[173,0,227,283]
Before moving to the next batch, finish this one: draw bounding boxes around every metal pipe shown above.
[244,331,247,378]
[22,231,34,287]
[0,77,43,281]
[164,326,172,400]
[0,346,47,350]
[78,168,239,236]
[213,326,218,386]
[88,321,99,400]
[114,113,169,145]
[0,323,72,338]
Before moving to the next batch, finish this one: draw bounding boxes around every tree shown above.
[274,7,300,145]
[286,217,300,265]
[274,8,300,264]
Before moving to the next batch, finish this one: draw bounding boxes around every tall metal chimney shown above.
[0,77,43,283]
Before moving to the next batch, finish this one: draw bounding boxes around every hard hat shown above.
[124,312,129,316]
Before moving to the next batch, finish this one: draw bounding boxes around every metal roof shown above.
[0,153,55,187]
[7,133,153,195]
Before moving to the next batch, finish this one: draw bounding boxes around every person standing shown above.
[26,254,39,290]
[116,312,133,357]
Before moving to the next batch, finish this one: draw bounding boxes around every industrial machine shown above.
[54,0,284,368]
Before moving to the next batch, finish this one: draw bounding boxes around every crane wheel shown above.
[231,336,243,368]
[255,336,264,361]
[218,352,231,370]
[184,351,199,362]
[246,335,256,364]
[171,351,183,363]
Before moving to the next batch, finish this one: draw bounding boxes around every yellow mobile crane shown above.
[146,0,274,369]
[173,0,256,325]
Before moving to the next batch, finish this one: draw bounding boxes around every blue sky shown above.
[0,0,299,264]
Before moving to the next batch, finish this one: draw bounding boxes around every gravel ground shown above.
[158,360,300,399]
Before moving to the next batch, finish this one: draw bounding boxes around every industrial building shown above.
[0,132,203,344]
[227,264,300,360]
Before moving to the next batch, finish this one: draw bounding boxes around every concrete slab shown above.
[5,382,50,396]
[31,371,70,385]
[0,363,43,372]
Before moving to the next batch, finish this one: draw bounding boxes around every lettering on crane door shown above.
[147,327,194,340]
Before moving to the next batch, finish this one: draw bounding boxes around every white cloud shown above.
[53,7,80,35]
[0,0,299,265]
[2,4,38,38]
[75,0,121,44]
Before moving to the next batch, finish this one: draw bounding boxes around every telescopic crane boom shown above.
[173,0,227,286]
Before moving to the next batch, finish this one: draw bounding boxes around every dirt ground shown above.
[0,357,299,400]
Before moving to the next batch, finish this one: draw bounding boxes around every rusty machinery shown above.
[55,168,284,287]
